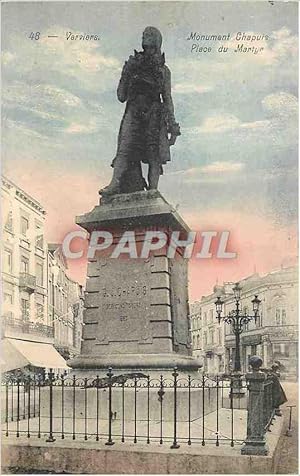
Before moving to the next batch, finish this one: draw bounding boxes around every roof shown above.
[195,265,298,305]
[1,175,46,215]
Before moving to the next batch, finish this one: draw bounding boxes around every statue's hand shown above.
[124,52,142,77]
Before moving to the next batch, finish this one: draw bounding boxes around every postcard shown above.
[1,1,298,474]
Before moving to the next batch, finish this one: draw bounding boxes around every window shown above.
[21,299,30,320]
[210,329,214,344]
[282,309,287,324]
[256,310,262,327]
[203,331,207,345]
[4,293,13,305]
[73,302,79,317]
[35,223,44,249]
[20,216,29,236]
[251,345,257,356]
[5,210,13,232]
[273,343,289,358]
[3,293,13,318]
[197,334,200,349]
[36,303,44,321]
[209,309,214,322]
[20,256,29,274]
[218,328,222,345]
[3,249,13,273]
[203,312,207,326]
[36,262,43,286]
[275,307,286,325]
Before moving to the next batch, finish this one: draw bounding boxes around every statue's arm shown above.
[162,66,180,143]
[117,62,130,103]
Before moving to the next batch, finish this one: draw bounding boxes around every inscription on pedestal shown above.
[95,260,152,345]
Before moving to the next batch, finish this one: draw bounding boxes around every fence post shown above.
[241,356,268,455]
[285,405,296,437]
[46,368,56,443]
[170,367,180,449]
[105,367,114,446]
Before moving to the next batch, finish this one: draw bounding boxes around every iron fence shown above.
[2,368,251,448]
[2,367,281,452]
[263,378,275,431]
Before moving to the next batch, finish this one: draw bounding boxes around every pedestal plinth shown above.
[69,190,201,373]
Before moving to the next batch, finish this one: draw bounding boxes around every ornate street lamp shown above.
[214,283,261,373]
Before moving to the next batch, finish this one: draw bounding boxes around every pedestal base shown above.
[241,441,269,456]
[69,353,201,374]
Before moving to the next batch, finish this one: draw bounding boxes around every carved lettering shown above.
[101,284,148,298]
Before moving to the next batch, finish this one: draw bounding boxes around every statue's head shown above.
[142,26,162,56]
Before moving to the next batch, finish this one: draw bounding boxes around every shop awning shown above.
[1,338,69,372]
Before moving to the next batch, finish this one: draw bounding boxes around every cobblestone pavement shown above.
[275,382,298,474]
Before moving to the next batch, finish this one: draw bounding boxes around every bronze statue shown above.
[100,26,180,197]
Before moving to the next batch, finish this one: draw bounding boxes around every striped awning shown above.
[1,338,69,372]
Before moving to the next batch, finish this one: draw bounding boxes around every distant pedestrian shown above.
[271,362,287,416]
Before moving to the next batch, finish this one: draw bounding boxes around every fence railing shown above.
[2,368,248,448]
[2,360,282,455]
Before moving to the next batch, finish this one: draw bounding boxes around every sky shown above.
[2,1,298,300]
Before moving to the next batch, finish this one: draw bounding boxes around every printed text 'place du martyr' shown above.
[187,32,269,54]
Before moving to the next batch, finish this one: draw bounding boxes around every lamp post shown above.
[215,283,261,374]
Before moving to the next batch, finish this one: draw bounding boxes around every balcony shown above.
[2,316,54,339]
[19,273,36,293]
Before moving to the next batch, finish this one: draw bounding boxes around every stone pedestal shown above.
[69,190,200,374]
[241,358,269,456]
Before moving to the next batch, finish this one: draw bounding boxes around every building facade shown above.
[1,176,68,374]
[2,176,51,337]
[190,288,225,375]
[189,300,203,364]
[48,245,84,361]
[224,267,298,379]
[191,267,298,379]
[1,176,84,373]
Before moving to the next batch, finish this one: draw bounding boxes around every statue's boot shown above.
[99,157,126,196]
[148,163,161,189]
